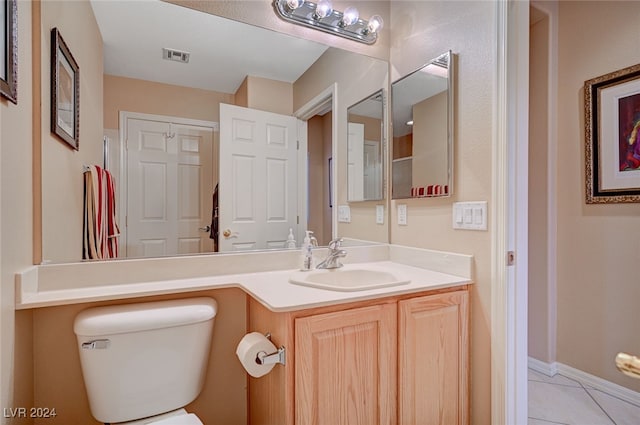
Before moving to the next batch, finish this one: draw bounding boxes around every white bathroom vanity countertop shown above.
[15,245,473,311]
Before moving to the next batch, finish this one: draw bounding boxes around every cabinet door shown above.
[398,291,469,425]
[295,303,397,425]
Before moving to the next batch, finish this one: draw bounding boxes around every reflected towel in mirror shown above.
[83,165,120,259]
[411,184,449,197]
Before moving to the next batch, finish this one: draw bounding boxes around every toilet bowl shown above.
[73,298,217,424]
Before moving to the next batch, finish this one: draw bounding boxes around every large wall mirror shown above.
[347,90,385,202]
[391,51,453,199]
[39,0,389,263]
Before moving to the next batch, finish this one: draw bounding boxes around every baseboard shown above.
[528,357,640,406]
[528,357,558,377]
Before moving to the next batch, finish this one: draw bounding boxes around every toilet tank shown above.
[73,297,217,424]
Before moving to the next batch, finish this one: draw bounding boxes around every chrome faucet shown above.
[316,238,347,269]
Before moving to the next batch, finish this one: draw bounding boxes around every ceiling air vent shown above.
[162,48,190,64]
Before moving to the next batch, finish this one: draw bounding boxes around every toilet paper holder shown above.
[256,333,286,366]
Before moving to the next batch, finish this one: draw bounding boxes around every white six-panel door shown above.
[219,103,299,252]
[348,122,365,201]
[125,115,215,258]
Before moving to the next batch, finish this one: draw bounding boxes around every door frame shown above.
[293,83,338,241]
[118,111,219,257]
[493,1,529,424]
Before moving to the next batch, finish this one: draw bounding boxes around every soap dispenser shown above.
[286,228,296,249]
[300,230,317,271]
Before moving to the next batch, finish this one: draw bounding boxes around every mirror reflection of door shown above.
[218,103,304,252]
[364,140,382,199]
[346,90,385,202]
[122,112,217,258]
[348,122,365,201]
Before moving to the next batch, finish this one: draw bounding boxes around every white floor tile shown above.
[528,418,569,425]
[587,389,640,425]
[529,380,614,425]
[528,369,583,388]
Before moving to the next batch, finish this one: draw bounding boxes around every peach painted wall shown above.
[412,91,448,186]
[103,75,233,130]
[322,112,333,245]
[235,76,248,108]
[40,0,104,264]
[244,76,293,116]
[389,1,495,423]
[528,5,553,364]
[555,1,640,392]
[1,1,35,423]
[307,114,333,246]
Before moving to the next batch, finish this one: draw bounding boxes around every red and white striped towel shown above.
[411,184,449,198]
[83,165,120,259]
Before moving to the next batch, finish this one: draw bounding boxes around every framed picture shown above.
[51,27,79,150]
[585,63,640,203]
[0,0,17,104]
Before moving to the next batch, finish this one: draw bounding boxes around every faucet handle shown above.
[328,238,343,250]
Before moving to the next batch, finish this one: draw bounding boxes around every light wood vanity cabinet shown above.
[247,286,469,425]
[295,303,397,425]
[398,291,469,425]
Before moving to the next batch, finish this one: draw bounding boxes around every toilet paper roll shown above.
[236,332,277,378]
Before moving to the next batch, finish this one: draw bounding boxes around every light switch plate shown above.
[376,205,384,224]
[397,204,407,225]
[452,201,487,230]
[338,205,351,223]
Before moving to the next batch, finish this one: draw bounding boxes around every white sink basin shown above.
[289,267,411,292]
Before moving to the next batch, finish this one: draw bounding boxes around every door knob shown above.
[199,225,211,232]
[223,229,232,238]
[616,352,640,379]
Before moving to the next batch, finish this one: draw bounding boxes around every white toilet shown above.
[73,297,217,424]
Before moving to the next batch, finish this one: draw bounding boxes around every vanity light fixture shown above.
[273,0,384,45]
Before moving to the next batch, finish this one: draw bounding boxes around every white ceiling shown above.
[90,0,330,94]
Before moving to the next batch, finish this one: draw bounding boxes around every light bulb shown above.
[314,0,333,19]
[340,6,359,26]
[286,0,304,10]
[366,15,384,33]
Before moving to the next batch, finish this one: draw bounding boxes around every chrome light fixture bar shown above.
[273,0,384,45]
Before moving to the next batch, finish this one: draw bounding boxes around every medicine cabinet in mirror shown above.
[38,0,389,263]
[347,90,385,202]
[391,51,453,199]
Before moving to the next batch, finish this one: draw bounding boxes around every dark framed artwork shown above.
[585,63,640,203]
[0,0,17,104]
[51,27,79,150]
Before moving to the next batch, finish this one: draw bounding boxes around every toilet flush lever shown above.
[82,339,111,350]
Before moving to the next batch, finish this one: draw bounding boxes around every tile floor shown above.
[528,368,640,424]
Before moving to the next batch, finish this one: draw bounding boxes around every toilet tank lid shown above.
[74,297,217,337]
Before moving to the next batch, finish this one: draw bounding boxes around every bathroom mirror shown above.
[391,51,453,199]
[347,90,385,202]
[39,0,389,263]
